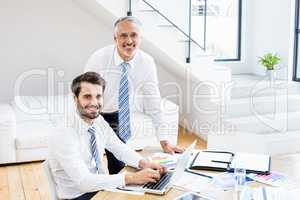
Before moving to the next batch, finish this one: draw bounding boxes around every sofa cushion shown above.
[15,120,55,149]
[16,147,48,163]
[0,104,17,163]
[12,95,74,123]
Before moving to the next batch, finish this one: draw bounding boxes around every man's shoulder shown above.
[85,45,115,71]
[48,127,78,148]
[94,115,111,131]
[137,49,154,63]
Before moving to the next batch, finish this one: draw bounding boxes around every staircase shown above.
[208,74,300,155]
[74,0,230,75]
[74,0,232,137]
[73,0,300,155]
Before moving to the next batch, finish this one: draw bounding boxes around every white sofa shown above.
[0,95,179,164]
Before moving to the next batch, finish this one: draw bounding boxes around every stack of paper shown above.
[247,172,286,187]
[230,152,270,172]
[173,171,213,192]
[213,172,253,190]
[149,152,179,169]
[240,186,300,200]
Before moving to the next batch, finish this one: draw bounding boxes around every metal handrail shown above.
[141,0,205,52]
[186,0,192,63]
[127,0,132,16]
[203,0,207,51]
[127,0,242,62]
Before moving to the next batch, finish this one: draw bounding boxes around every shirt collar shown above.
[113,46,135,68]
[74,112,97,135]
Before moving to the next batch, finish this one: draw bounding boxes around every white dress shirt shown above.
[85,45,169,141]
[48,114,143,199]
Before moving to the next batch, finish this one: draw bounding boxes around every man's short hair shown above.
[114,16,142,32]
[71,72,106,97]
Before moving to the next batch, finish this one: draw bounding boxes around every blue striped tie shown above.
[118,62,131,142]
[88,126,101,174]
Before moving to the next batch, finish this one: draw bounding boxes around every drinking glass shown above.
[234,167,246,191]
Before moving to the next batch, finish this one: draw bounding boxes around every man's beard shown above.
[77,104,101,120]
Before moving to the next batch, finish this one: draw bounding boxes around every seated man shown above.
[85,16,184,175]
[48,72,166,200]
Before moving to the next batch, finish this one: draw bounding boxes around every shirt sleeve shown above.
[142,58,172,142]
[100,120,143,168]
[49,128,126,193]
[84,50,104,74]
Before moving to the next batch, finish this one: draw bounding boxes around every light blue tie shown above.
[118,62,131,142]
[88,126,101,174]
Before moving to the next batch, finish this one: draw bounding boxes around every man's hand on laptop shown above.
[138,159,167,175]
[160,140,184,154]
[125,168,161,185]
[124,159,167,185]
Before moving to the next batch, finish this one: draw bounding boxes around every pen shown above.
[211,160,230,164]
[108,187,144,195]
[117,187,134,192]
[184,169,213,179]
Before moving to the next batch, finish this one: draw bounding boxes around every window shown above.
[192,0,242,61]
[294,0,300,81]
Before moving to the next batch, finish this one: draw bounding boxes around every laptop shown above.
[118,141,197,195]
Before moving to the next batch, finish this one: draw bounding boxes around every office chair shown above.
[42,160,60,200]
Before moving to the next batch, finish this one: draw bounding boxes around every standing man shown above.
[48,72,166,200]
[85,16,184,174]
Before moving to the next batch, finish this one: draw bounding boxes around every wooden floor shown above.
[0,128,206,200]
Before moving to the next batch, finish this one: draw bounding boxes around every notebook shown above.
[189,150,271,174]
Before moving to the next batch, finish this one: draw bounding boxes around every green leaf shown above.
[258,53,280,70]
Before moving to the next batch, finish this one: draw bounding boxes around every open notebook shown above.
[189,151,271,174]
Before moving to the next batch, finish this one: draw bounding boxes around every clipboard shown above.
[189,150,271,174]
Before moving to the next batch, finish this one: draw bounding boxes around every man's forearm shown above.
[160,140,169,148]
[138,159,148,169]
[124,173,135,185]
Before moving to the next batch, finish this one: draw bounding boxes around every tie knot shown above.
[88,126,96,135]
[120,62,129,73]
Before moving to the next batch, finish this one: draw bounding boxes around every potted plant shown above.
[258,53,281,84]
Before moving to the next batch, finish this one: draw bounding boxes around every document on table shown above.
[190,151,270,173]
[173,171,213,192]
[192,151,232,168]
[149,152,180,170]
[247,171,286,187]
[242,187,300,200]
[229,152,270,172]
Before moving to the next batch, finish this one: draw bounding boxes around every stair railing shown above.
[127,0,207,63]
[127,0,132,16]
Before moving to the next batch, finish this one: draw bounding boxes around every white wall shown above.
[1,0,296,139]
[220,0,293,78]
[0,0,112,102]
[216,0,251,74]
[249,0,291,78]
[1,0,295,104]
[139,0,294,78]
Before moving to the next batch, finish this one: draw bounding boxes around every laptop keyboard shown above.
[142,171,173,190]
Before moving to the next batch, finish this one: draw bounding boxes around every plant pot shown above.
[266,70,275,86]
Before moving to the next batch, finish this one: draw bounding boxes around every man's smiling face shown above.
[114,20,141,61]
[74,82,103,123]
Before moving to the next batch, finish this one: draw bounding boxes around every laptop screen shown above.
[170,141,196,184]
